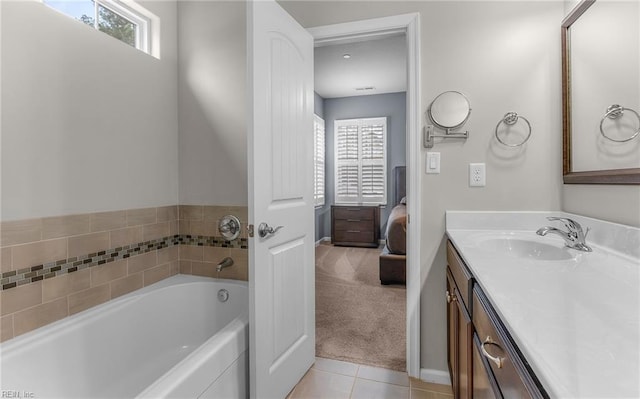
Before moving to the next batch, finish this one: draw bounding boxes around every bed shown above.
[380,166,406,285]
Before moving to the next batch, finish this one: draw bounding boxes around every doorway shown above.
[308,14,422,378]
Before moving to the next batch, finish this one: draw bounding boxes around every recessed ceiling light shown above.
[342,54,351,59]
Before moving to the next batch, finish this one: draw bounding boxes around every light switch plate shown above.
[426,152,440,174]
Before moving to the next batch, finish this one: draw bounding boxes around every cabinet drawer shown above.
[447,241,473,310]
[472,286,543,399]
[333,219,373,232]
[333,207,374,220]
[473,334,502,399]
[333,230,375,244]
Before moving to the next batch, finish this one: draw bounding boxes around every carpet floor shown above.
[315,243,406,371]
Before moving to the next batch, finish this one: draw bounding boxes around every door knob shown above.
[258,222,284,238]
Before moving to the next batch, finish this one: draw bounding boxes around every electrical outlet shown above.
[469,163,486,187]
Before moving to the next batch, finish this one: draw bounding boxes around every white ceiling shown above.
[314,34,407,99]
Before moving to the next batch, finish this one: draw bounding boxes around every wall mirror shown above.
[428,91,471,131]
[562,0,640,184]
[424,91,471,148]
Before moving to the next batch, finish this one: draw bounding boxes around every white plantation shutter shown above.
[334,117,387,205]
[314,115,326,207]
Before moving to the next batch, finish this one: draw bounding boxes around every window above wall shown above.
[43,0,158,57]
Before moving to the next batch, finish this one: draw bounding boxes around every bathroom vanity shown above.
[445,212,640,399]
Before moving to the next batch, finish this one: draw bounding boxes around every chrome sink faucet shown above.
[536,217,592,252]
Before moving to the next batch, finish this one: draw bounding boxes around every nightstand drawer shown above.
[333,219,373,232]
[332,207,375,220]
[333,230,375,244]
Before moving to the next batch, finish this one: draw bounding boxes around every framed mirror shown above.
[562,0,640,184]
[428,91,471,131]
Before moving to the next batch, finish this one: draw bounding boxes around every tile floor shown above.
[287,357,453,399]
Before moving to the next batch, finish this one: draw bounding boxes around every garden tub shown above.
[0,275,248,398]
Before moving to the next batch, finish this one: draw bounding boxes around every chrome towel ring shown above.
[599,104,640,143]
[495,112,531,147]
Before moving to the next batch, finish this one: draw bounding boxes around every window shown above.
[334,117,387,205]
[44,0,152,55]
[314,115,326,207]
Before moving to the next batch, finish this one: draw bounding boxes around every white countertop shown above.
[446,211,640,399]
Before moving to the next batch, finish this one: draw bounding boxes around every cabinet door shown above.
[446,272,458,391]
[456,287,472,399]
[447,269,472,399]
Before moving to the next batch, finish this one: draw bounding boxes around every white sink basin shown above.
[476,236,576,261]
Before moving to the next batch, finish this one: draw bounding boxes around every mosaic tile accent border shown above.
[0,235,248,291]
[179,235,248,249]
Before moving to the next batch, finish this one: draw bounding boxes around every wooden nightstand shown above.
[331,205,380,247]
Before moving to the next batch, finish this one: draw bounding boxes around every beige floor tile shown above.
[409,378,453,395]
[357,365,409,387]
[410,388,454,399]
[351,378,409,399]
[289,368,354,399]
[313,357,359,377]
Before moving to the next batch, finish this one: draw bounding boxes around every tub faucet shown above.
[216,257,234,272]
[536,217,592,252]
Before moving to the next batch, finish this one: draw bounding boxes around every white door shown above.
[247,1,315,398]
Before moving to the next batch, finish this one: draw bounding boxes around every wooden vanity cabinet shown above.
[447,240,548,399]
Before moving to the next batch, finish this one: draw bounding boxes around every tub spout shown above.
[216,257,234,272]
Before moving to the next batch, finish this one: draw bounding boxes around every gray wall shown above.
[315,92,407,241]
[178,1,247,206]
[1,1,179,221]
[314,91,325,118]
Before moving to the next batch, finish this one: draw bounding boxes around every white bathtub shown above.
[0,275,248,398]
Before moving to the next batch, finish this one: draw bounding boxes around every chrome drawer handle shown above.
[346,219,361,222]
[346,230,361,233]
[481,336,504,369]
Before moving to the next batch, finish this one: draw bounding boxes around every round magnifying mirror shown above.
[428,91,471,129]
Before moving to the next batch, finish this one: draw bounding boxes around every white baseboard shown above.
[419,368,451,386]
[315,237,331,247]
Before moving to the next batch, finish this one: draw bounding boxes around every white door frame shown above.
[308,13,422,378]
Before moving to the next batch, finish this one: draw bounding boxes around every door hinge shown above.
[407,214,410,224]
[247,224,254,238]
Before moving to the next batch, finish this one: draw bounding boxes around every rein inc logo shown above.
[1,391,34,398]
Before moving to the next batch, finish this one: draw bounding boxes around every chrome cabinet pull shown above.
[481,336,504,369]
[258,222,283,238]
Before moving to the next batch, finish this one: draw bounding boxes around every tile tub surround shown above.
[0,205,249,342]
[178,205,249,281]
